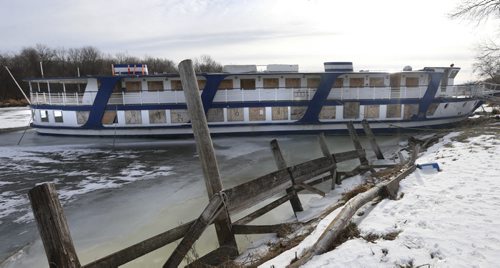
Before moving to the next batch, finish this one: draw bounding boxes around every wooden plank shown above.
[318,133,339,188]
[28,183,81,268]
[163,194,225,268]
[232,223,301,234]
[346,121,369,166]
[234,194,291,225]
[178,60,237,252]
[295,183,326,197]
[270,139,303,213]
[83,221,193,268]
[186,245,235,268]
[361,120,384,160]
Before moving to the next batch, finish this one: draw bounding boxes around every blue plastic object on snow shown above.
[416,163,441,171]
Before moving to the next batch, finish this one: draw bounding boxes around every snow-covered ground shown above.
[261,122,500,267]
[0,107,31,130]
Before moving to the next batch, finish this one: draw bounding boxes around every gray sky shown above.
[1,0,498,82]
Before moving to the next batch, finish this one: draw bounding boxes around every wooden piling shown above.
[346,121,369,166]
[28,183,81,268]
[361,120,384,160]
[270,139,304,213]
[318,133,340,188]
[178,59,237,254]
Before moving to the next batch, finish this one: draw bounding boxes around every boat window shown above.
[291,106,307,120]
[285,78,301,89]
[369,77,385,87]
[40,110,49,122]
[125,110,142,124]
[218,79,234,90]
[319,106,336,120]
[405,77,419,88]
[403,104,419,119]
[227,108,243,121]
[149,110,166,124]
[171,109,190,123]
[263,78,279,89]
[426,103,439,116]
[147,81,164,92]
[307,78,321,89]
[343,102,360,119]
[53,110,63,123]
[38,83,49,93]
[171,80,183,91]
[249,107,266,121]
[333,78,344,88]
[272,107,288,120]
[386,104,401,118]
[49,83,64,92]
[125,81,142,92]
[76,111,89,125]
[390,74,401,88]
[207,108,224,122]
[349,78,364,88]
[241,79,256,90]
[65,83,87,93]
[102,110,117,125]
[364,105,380,118]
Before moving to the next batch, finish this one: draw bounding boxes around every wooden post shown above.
[346,121,369,166]
[28,183,81,268]
[361,119,384,160]
[270,139,303,213]
[178,60,237,254]
[318,133,340,188]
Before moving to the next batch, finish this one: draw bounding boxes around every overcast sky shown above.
[1,0,498,82]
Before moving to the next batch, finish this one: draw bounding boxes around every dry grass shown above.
[341,184,373,203]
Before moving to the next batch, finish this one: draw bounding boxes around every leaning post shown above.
[318,132,340,188]
[28,183,81,268]
[346,121,369,166]
[361,119,384,160]
[178,59,238,255]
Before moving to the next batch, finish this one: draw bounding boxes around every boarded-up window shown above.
[369,77,385,87]
[333,78,343,88]
[386,104,401,118]
[426,103,439,116]
[125,110,142,124]
[249,107,265,121]
[272,107,288,120]
[40,110,49,122]
[307,78,321,88]
[263,78,279,89]
[102,110,117,125]
[390,75,401,88]
[405,77,419,87]
[349,78,364,88]
[149,110,166,124]
[241,79,256,90]
[147,81,164,91]
[218,79,234,90]
[125,81,141,92]
[285,78,301,88]
[171,109,190,123]
[403,104,419,119]
[319,106,336,120]
[227,108,243,121]
[207,108,224,122]
[291,106,307,120]
[171,80,182,91]
[76,111,89,125]
[198,80,206,90]
[54,110,63,123]
[364,105,380,119]
[343,102,360,119]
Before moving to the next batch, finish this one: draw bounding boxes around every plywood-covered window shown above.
[54,110,63,123]
[227,108,243,121]
[369,77,385,87]
[291,106,307,120]
[319,106,336,120]
[390,75,401,88]
[171,80,183,91]
[102,110,117,125]
[197,79,206,90]
[426,103,439,116]
[249,107,265,121]
[333,78,344,88]
[207,108,224,122]
[272,107,288,120]
[386,104,401,118]
[307,78,321,89]
[403,104,419,119]
[364,105,380,119]
[263,78,279,89]
[349,78,364,88]
[147,81,164,92]
[343,102,360,119]
[76,111,89,125]
[125,81,142,92]
[171,109,190,123]
[240,79,256,90]
[125,110,142,124]
[149,110,166,124]
[218,79,234,90]
[405,77,419,88]
[285,78,301,88]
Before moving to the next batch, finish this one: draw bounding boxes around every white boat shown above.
[25,62,491,137]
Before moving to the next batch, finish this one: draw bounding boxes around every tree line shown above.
[0,45,222,104]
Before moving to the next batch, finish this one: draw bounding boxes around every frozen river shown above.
[0,108,406,267]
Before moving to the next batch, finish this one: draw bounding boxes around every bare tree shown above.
[450,0,500,22]
[474,41,500,82]
[194,55,223,73]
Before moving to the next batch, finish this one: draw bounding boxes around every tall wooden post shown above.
[361,120,384,160]
[270,139,303,213]
[318,133,339,188]
[28,183,81,268]
[346,121,369,166]
[178,60,238,255]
